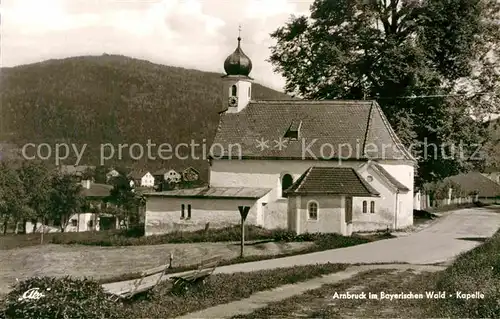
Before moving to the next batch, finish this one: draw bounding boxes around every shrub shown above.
[2,277,122,319]
[270,229,298,242]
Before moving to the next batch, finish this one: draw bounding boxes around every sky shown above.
[1,0,314,92]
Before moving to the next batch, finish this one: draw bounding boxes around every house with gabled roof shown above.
[144,35,416,236]
[128,170,155,188]
[447,172,500,203]
[285,167,380,235]
[182,167,200,182]
[25,179,116,233]
[153,168,182,184]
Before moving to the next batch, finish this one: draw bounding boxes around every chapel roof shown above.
[284,167,380,197]
[212,100,415,161]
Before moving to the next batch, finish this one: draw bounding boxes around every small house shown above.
[182,167,200,182]
[165,169,182,183]
[284,167,379,236]
[128,170,155,188]
[153,168,182,184]
[71,180,115,232]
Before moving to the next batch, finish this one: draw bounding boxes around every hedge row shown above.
[47,225,390,246]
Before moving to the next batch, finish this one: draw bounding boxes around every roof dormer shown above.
[284,120,302,140]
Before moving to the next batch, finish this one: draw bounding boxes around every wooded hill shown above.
[0,55,292,179]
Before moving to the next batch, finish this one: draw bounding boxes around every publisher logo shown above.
[18,288,49,301]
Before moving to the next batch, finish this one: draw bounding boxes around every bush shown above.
[2,277,122,319]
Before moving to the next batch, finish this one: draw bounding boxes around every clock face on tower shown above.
[228,96,238,107]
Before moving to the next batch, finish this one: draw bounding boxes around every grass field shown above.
[0,241,313,296]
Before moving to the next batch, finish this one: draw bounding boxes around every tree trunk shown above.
[3,219,8,235]
[31,219,37,233]
[59,216,65,233]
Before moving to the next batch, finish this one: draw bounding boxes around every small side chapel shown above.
[144,33,416,236]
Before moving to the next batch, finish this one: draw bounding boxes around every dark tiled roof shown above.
[371,162,410,192]
[285,167,380,197]
[446,172,500,197]
[146,187,271,199]
[183,167,200,174]
[81,183,112,198]
[128,170,150,179]
[212,100,415,161]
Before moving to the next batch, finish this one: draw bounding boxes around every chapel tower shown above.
[222,26,253,113]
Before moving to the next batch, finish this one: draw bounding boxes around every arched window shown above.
[181,204,185,219]
[231,85,237,96]
[308,201,318,220]
[362,201,367,213]
[248,87,251,98]
[281,174,293,197]
[370,201,375,214]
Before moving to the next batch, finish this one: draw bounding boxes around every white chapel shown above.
[144,34,416,236]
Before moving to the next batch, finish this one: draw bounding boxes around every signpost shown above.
[238,206,250,258]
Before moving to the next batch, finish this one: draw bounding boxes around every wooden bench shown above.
[108,262,170,302]
[170,255,222,295]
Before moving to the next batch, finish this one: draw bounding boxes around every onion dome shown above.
[224,36,252,76]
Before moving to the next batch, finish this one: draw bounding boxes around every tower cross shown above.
[238,25,242,38]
